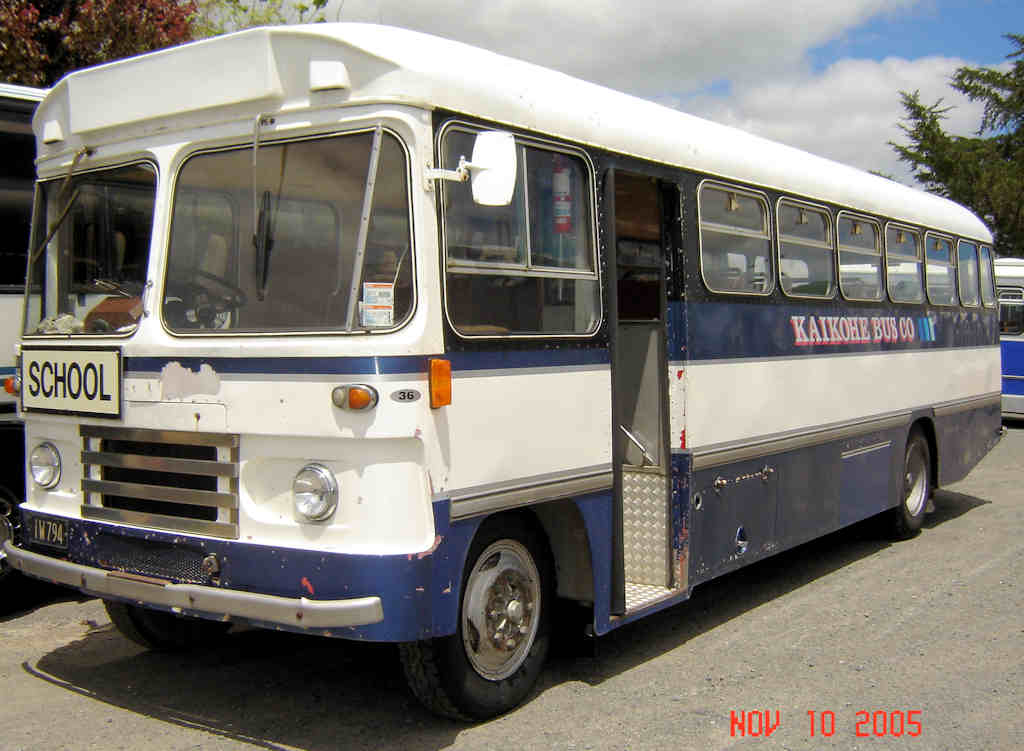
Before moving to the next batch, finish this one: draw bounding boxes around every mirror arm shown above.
[425,155,473,185]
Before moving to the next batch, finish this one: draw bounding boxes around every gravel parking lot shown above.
[1,424,1021,750]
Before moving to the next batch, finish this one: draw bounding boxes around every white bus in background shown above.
[3,26,1001,720]
[0,83,45,587]
[995,256,1024,417]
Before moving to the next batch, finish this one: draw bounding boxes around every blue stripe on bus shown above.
[126,348,610,376]
[1001,339,1024,382]
[0,367,14,377]
[680,300,998,362]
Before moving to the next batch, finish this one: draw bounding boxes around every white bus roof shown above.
[35,23,991,242]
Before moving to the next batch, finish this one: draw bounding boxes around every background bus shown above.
[996,256,1024,417]
[0,82,45,586]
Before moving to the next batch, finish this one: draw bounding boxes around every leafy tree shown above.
[0,1,197,87]
[192,0,327,37]
[891,33,1024,257]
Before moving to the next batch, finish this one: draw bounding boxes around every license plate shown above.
[29,516,69,549]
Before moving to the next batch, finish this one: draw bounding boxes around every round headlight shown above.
[292,464,338,521]
[30,442,62,489]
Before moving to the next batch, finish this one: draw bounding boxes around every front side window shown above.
[777,199,834,298]
[978,245,996,307]
[885,225,924,303]
[957,240,980,307]
[164,129,413,334]
[442,128,599,335]
[925,233,958,306]
[837,213,882,301]
[699,183,772,295]
[0,127,37,291]
[24,163,156,335]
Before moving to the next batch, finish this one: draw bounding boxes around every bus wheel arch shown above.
[400,511,555,720]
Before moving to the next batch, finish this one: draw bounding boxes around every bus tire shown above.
[399,515,553,720]
[891,428,931,539]
[103,599,230,651]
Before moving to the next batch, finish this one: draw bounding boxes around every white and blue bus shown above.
[3,25,1001,719]
[995,257,1024,417]
[0,82,45,586]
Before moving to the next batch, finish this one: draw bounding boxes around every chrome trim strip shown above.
[841,441,892,460]
[692,413,911,471]
[82,479,235,508]
[81,451,239,478]
[449,466,613,521]
[933,392,1001,417]
[3,541,382,630]
[1002,374,1024,381]
[80,424,238,447]
[80,505,238,539]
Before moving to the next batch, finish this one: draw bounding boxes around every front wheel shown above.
[103,600,231,651]
[399,515,553,720]
[890,428,931,539]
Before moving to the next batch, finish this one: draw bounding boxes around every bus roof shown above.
[35,23,991,242]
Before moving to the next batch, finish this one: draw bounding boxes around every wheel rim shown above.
[461,539,541,681]
[904,440,928,517]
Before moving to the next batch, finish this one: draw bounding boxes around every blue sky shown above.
[322,0,1023,181]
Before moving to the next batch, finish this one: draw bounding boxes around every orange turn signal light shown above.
[429,358,452,409]
[331,384,378,411]
[3,376,19,396]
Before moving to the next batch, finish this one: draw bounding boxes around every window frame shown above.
[161,124,417,338]
[836,211,883,303]
[924,231,959,307]
[978,244,997,308]
[437,121,602,340]
[774,197,835,300]
[698,179,774,297]
[956,239,981,308]
[883,222,924,304]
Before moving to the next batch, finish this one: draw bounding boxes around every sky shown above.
[319,0,1023,185]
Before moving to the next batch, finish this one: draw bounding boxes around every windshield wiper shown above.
[93,278,143,297]
[253,189,275,301]
[28,146,93,266]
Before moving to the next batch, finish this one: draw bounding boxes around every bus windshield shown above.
[24,163,156,336]
[163,129,413,334]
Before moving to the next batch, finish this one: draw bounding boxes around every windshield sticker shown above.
[361,283,394,328]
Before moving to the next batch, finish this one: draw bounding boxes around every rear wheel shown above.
[399,515,553,720]
[890,428,931,539]
[103,600,230,651]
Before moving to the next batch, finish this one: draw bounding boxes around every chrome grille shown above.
[80,426,239,539]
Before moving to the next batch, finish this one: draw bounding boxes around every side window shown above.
[925,233,958,306]
[777,199,834,298]
[999,290,1024,335]
[699,183,772,295]
[957,240,980,307]
[837,213,882,301]
[885,224,923,303]
[978,245,996,307]
[441,128,599,336]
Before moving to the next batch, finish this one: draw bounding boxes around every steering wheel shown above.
[166,270,247,328]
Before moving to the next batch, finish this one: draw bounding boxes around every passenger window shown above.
[777,200,834,298]
[885,225,924,303]
[1000,296,1024,335]
[979,245,996,307]
[957,240,980,307]
[699,184,772,295]
[925,233,958,306]
[837,213,882,301]
[441,128,599,336]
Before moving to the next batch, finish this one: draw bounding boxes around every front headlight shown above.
[292,464,338,521]
[30,442,62,489]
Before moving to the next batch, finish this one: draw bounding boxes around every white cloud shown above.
[318,1,989,182]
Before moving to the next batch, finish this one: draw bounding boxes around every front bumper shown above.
[3,539,383,629]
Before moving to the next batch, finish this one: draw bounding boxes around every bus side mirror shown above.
[469,131,517,207]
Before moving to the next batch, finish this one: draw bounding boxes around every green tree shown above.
[891,33,1024,257]
[192,0,327,37]
[0,1,197,87]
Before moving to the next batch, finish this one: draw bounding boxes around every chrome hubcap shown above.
[904,442,927,517]
[462,539,540,680]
